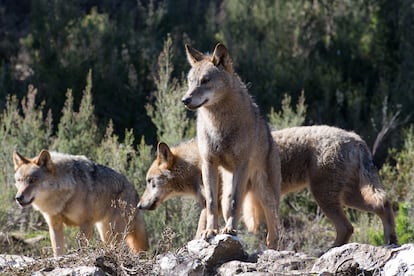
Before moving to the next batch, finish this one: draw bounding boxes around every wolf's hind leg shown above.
[344,192,397,245]
[311,182,354,248]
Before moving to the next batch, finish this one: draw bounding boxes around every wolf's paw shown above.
[220,227,237,236]
[200,229,218,240]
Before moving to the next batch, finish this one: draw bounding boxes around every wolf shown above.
[180,43,282,248]
[138,126,397,249]
[13,149,148,257]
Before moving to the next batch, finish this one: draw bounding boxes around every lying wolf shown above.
[138,126,397,248]
[181,43,281,248]
[13,149,148,256]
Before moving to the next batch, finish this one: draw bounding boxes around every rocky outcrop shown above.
[1,236,413,275]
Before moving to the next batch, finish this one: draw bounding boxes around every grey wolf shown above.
[139,126,397,248]
[181,43,282,248]
[13,149,148,256]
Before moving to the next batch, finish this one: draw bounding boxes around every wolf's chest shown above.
[198,130,238,169]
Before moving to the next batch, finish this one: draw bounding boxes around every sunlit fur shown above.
[13,150,148,256]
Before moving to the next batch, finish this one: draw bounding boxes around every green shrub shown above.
[53,70,100,158]
[268,90,307,130]
[380,127,414,203]
[395,203,414,244]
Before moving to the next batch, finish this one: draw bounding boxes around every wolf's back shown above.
[51,152,138,203]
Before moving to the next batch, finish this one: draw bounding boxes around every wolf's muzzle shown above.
[181,96,192,106]
[181,96,208,110]
[15,194,34,207]
[137,198,158,211]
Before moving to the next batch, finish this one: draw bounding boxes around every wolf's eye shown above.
[151,179,156,189]
[27,177,36,184]
[200,77,210,85]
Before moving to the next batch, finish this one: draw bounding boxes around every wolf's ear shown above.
[157,142,174,168]
[211,43,233,73]
[185,44,205,66]
[34,149,54,173]
[13,151,29,171]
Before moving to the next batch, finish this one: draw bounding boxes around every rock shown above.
[32,266,105,276]
[156,234,248,275]
[384,244,414,275]
[187,234,248,266]
[216,260,258,275]
[311,243,393,275]
[217,250,315,275]
[2,243,414,275]
[256,250,315,274]
[0,254,35,270]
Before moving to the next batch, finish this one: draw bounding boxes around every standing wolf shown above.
[13,149,148,257]
[181,43,281,248]
[139,126,397,249]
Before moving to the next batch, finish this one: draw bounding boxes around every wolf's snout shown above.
[15,194,24,204]
[182,96,192,106]
[15,194,34,206]
[137,198,158,210]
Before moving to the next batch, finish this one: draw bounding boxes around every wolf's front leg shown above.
[195,208,207,239]
[221,165,248,236]
[45,214,65,257]
[200,161,219,240]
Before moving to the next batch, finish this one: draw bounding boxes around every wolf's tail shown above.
[242,191,263,233]
[358,144,387,207]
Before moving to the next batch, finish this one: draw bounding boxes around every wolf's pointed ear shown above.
[211,43,233,73]
[13,151,29,171]
[157,142,174,168]
[34,149,54,173]
[185,44,205,66]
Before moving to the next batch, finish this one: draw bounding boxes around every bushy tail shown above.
[242,191,263,232]
[359,144,387,207]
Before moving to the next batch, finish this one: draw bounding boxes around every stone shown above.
[384,244,414,275]
[311,243,393,274]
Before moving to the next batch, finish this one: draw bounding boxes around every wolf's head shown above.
[13,150,55,207]
[138,142,177,210]
[182,43,234,110]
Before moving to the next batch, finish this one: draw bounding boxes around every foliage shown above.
[380,127,414,203]
[54,70,100,158]
[145,35,194,145]
[394,203,414,244]
[269,91,307,130]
